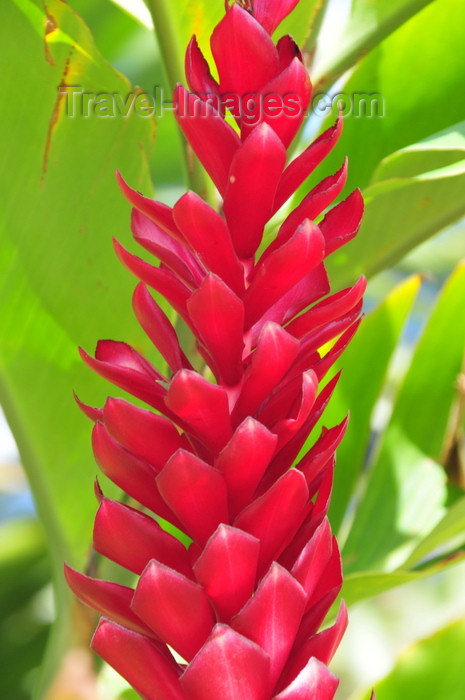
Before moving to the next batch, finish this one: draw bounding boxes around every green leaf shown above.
[0,0,158,562]
[328,149,465,289]
[398,220,465,277]
[403,496,465,568]
[2,0,157,351]
[385,261,465,461]
[70,0,187,193]
[338,553,465,611]
[108,0,153,29]
[143,0,220,197]
[312,0,465,197]
[343,430,448,573]
[0,520,51,700]
[343,262,465,572]
[278,0,330,51]
[371,121,465,181]
[327,276,421,533]
[312,0,435,88]
[0,0,155,692]
[146,0,224,90]
[0,519,49,612]
[354,617,465,700]
[119,689,142,700]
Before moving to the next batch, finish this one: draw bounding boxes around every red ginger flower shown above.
[66,1,369,698]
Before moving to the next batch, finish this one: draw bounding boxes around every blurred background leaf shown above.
[0,0,156,694]
[310,0,465,190]
[311,0,436,88]
[0,520,51,700]
[353,617,465,700]
[342,261,465,573]
[328,125,465,287]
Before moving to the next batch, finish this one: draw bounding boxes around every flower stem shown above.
[146,0,211,201]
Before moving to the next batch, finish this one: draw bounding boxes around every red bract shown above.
[66,2,367,699]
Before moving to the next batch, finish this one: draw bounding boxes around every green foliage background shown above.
[0,0,464,697]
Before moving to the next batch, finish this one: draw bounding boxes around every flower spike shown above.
[68,1,366,698]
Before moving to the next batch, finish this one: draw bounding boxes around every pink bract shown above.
[66,2,368,699]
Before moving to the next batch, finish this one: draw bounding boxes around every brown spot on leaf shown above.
[43,4,57,66]
[442,372,465,488]
[41,53,72,186]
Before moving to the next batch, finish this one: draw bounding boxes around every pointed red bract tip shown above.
[94,478,104,503]
[180,624,270,700]
[73,391,103,423]
[64,564,156,639]
[252,0,300,35]
[92,619,187,700]
[211,4,279,95]
[185,36,221,98]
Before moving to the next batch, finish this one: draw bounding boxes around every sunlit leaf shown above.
[312,0,435,88]
[278,0,329,50]
[337,553,465,612]
[0,0,155,692]
[314,0,465,195]
[326,276,421,533]
[354,617,465,700]
[403,495,465,569]
[328,130,465,288]
[343,430,448,573]
[343,262,465,572]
